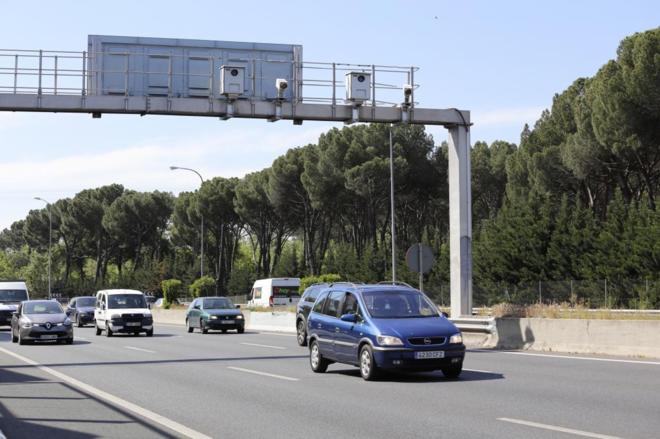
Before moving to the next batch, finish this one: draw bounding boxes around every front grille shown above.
[121,313,143,323]
[408,336,446,345]
[0,310,12,320]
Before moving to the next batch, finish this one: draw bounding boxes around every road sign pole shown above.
[418,243,423,292]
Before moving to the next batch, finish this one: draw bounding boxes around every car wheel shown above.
[359,345,379,381]
[76,315,83,328]
[66,338,74,345]
[309,340,329,373]
[441,365,462,379]
[95,322,102,336]
[186,319,193,333]
[297,319,307,347]
[18,330,27,345]
[237,326,245,334]
[105,322,113,337]
[11,328,18,343]
[200,320,208,334]
[146,329,153,337]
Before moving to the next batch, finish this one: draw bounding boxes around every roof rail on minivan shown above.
[376,281,415,288]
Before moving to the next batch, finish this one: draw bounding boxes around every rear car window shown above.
[272,286,300,299]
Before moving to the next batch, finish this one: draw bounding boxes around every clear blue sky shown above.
[1,0,658,229]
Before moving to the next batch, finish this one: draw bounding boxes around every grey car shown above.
[11,300,74,345]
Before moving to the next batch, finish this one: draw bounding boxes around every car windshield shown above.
[0,290,28,303]
[108,294,146,309]
[362,290,439,319]
[77,297,95,307]
[202,298,233,310]
[24,301,63,314]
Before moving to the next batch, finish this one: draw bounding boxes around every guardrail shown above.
[450,317,497,334]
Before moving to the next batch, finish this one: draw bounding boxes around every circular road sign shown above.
[405,243,434,274]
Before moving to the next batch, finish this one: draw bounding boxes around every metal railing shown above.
[0,48,418,107]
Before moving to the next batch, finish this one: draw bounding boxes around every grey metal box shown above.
[87,35,302,101]
[345,71,371,104]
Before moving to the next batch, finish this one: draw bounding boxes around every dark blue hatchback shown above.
[307,284,465,380]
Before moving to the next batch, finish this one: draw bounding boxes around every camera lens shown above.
[357,75,365,83]
[230,69,239,77]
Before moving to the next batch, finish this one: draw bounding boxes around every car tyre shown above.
[95,322,102,336]
[105,322,113,337]
[359,345,379,381]
[186,319,193,333]
[441,365,462,379]
[11,329,18,343]
[200,320,208,334]
[309,340,329,373]
[76,315,83,328]
[296,319,307,347]
[18,330,27,345]
[146,329,153,337]
[237,326,245,334]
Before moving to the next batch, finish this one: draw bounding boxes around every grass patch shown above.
[487,302,660,320]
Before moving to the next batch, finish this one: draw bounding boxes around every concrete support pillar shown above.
[448,123,473,318]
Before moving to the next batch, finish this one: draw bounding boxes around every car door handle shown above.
[335,327,340,332]
[316,323,322,328]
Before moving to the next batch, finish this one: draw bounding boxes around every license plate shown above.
[220,320,235,325]
[415,351,445,359]
[40,334,58,340]
[126,322,141,327]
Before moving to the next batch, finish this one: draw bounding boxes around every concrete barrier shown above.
[151,309,296,334]
[492,318,660,359]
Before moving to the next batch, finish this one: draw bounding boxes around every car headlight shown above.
[236,315,244,320]
[210,315,218,320]
[377,335,403,346]
[21,321,33,329]
[111,314,121,320]
[449,333,463,344]
[63,318,72,326]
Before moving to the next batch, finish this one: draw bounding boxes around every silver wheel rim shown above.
[297,322,305,343]
[311,344,320,369]
[361,350,371,377]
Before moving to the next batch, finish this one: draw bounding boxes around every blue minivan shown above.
[307,284,465,380]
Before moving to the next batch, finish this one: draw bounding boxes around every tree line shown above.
[1,28,658,307]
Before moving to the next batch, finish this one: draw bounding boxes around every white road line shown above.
[471,349,660,366]
[463,368,496,374]
[240,342,286,350]
[259,332,297,337]
[0,347,211,439]
[0,428,6,439]
[76,336,88,341]
[124,346,156,354]
[227,366,299,381]
[498,417,622,439]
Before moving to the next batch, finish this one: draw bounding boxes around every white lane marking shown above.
[0,428,6,439]
[471,349,660,366]
[124,346,156,354]
[227,366,299,381]
[76,337,88,341]
[259,332,297,337]
[498,417,622,439]
[240,342,286,350]
[463,368,496,374]
[0,347,211,439]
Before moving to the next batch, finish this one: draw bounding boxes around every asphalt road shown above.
[1,324,659,439]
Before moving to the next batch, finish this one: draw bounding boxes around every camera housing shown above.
[345,71,371,105]
[403,84,413,106]
[275,78,289,100]
[220,65,245,98]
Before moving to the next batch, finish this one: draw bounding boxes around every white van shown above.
[94,289,153,337]
[0,281,29,327]
[248,278,301,307]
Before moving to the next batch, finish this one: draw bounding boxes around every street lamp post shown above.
[34,197,52,299]
[170,166,205,278]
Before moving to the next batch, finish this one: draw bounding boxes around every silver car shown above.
[11,300,74,345]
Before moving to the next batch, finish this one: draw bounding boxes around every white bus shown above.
[248,278,301,307]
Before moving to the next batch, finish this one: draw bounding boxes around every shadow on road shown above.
[0,367,181,439]
[327,367,504,382]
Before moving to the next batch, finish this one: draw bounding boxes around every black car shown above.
[66,296,96,327]
[296,282,359,346]
[11,300,74,345]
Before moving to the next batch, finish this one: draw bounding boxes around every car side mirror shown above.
[194,305,200,310]
[235,305,241,309]
[340,313,357,323]
[441,311,449,318]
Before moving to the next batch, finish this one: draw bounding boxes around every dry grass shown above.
[487,302,660,320]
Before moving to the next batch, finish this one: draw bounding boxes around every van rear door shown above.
[271,285,301,306]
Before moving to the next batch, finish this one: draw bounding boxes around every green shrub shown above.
[189,276,216,298]
[299,274,342,293]
[161,279,183,307]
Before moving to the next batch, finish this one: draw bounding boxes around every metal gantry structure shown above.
[0,42,473,317]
